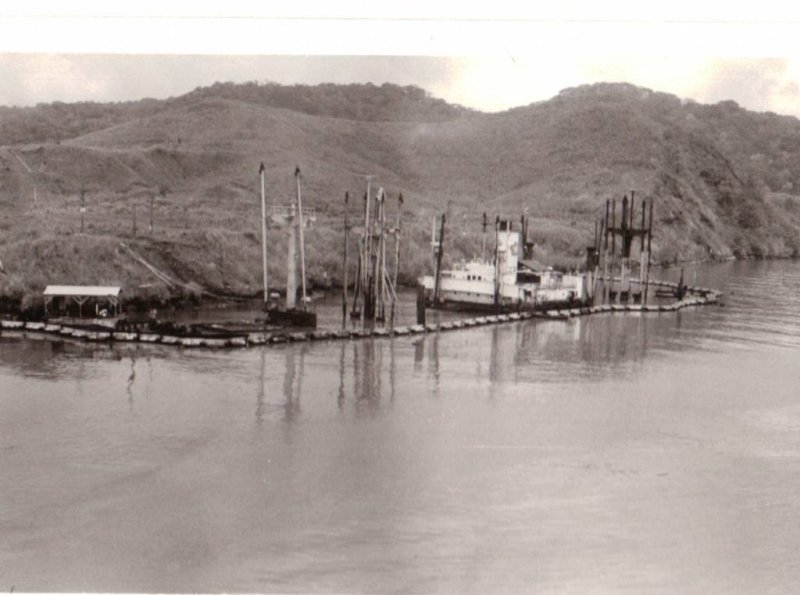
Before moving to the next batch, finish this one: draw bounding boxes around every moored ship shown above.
[419,218,590,312]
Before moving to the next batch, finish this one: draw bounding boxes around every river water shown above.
[1,260,799,593]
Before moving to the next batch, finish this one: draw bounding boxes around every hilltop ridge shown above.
[1,80,799,310]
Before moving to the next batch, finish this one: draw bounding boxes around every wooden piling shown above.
[433,213,446,305]
[416,284,427,325]
[342,191,349,328]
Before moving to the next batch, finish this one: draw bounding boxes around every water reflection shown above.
[329,338,402,416]
[282,345,304,422]
[255,348,266,424]
[4,261,800,593]
[126,356,136,410]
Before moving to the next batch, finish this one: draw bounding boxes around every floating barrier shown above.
[0,281,720,349]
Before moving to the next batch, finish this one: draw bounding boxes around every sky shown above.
[2,3,800,115]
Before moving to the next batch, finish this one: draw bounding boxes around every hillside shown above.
[1,81,799,311]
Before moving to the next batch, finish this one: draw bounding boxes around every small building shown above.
[43,285,123,318]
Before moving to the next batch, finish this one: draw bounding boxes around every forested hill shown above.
[1,80,799,308]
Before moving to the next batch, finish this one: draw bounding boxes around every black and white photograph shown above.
[2,3,800,593]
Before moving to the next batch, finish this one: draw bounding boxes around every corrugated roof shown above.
[43,285,122,297]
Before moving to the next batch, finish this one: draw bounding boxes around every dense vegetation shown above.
[1,80,799,311]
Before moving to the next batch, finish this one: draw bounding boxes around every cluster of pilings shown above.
[344,177,403,327]
[591,192,654,305]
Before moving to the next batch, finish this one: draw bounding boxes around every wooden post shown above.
[481,212,488,261]
[377,188,386,322]
[80,185,85,234]
[360,183,371,325]
[259,163,269,308]
[286,204,297,310]
[640,199,647,251]
[621,194,628,256]
[610,198,616,302]
[393,193,403,289]
[295,167,308,311]
[603,200,610,304]
[363,177,373,324]
[433,213,446,305]
[493,215,500,308]
[629,192,636,237]
[342,191,349,328]
[416,283,426,325]
[644,199,653,304]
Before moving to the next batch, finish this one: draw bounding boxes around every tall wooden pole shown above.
[433,213,446,304]
[481,212,488,261]
[259,163,269,308]
[603,199,610,304]
[342,191,349,328]
[295,167,308,310]
[641,199,647,251]
[610,198,616,302]
[611,198,616,259]
[286,204,297,310]
[375,188,385,323]
[393,193,403,289]
[363,177,373,324]
[493,215,500,308]
[80,185,85,234]
[644,199,653,304]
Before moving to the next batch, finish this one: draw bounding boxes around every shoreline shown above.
[1,248,791,320]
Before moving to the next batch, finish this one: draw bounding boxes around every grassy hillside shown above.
[1,81,799,312]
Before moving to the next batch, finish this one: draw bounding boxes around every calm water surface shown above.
[1,261,800,593]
